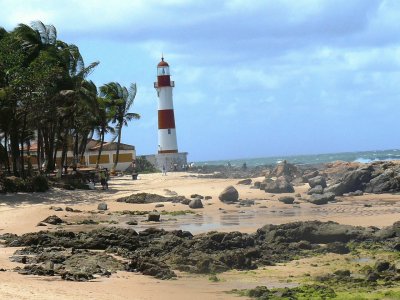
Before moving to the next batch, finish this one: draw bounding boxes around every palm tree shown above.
[94,96,115,168]
[100,82,140,171]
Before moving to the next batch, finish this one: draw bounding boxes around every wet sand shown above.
[1,172,400,299]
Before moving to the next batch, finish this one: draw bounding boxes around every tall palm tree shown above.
[94,96,115,168]
[100,82,140,171]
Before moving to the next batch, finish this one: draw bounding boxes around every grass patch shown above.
[160,210,195,216]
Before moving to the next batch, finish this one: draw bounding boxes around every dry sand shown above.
[1,172,400,299]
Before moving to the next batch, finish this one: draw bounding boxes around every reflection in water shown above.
[124,201,400,234]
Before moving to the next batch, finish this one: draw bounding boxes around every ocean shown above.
[196,149,400,167]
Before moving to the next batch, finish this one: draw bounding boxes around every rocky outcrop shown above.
[219,186,239,203]
[117,193,188,204]
[264,176,294,193]
[365,169,400,193]
[270,160,301,180]
[325,167,373,196]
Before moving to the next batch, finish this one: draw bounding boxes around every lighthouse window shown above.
[168,129,171,134]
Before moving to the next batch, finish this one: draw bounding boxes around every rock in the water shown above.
[308,176,327,188]
[264,176,294,193]
[307,185,324,195]
[148,211,160,222]
[42,215,64,225]
[278,196,295,204]
[219,186,239,203]
[189,199,203,209]
[237,178,252,185]
[308,192,335,205]
[97,202,108,211]
[325,167,373,196]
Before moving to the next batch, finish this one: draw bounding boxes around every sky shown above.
[1,0,400,162]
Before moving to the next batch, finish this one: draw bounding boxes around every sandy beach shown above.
[1,172,400,299]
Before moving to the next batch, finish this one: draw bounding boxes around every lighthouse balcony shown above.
[154,81,175,88]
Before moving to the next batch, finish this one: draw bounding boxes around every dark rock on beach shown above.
[307,185,324,195]
[278,196,295,204]
[189,199,203,209]
[308,193,335,205]
[219,186,239,203]
[148,211,161,222]
[237,178,252,185]
[308,176,327,188]
[264,176,294,193]
[41,215,64,225]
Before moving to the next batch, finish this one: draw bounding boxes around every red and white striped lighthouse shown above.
[154,56,178,154]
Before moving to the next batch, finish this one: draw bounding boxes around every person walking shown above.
[162,165,167,176]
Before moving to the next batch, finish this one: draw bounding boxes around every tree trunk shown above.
[113,124,122,171]
[96,129,105,169]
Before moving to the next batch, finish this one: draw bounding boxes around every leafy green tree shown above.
[100,82,140,171]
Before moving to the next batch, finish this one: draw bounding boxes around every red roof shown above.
[157,57,169,67]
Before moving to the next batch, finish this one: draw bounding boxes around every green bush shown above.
[29,175,49,192]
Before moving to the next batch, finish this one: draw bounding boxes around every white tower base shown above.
[155,152,188,171]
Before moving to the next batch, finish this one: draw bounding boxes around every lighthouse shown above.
[153,56,187,171]
[154,57,178,153]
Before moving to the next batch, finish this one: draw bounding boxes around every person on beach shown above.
[99,170,107,190]
[162,165,167,176]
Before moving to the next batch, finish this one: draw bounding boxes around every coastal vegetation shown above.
[0,21,139,178]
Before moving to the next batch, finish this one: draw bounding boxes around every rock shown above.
[278,196,295,204]
[295,193,301,198]
[117,193,187,204]
[303,170,319,181]
[155,204,164,208]
[219,186,239,203]
[307,185,324,195]
[65,207,74,212]
[37,222,47,227]
[180,198,191,205]
[148,211,160,222]
[308,193,335,205]
[347,190,364,196]
[239,199,255,206]
[334,269,351,278]
[270,160,300,180]
[205,196,212,200]
[374,260,390,272]
[366,271,380,282]
[126,220,138,225]
[264,176,294,193]
[97,202,108,211]
[291,177,305,186]
[326,242,350,254]
[308,176,327,188]
[189,199,203,209]
[50,206,63,211]
[325,167,373,196]
[190,194,204,199]
[365,169,400,193]
[42,215,64,225]
[237,178,252,185]
[254,181,261,188]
